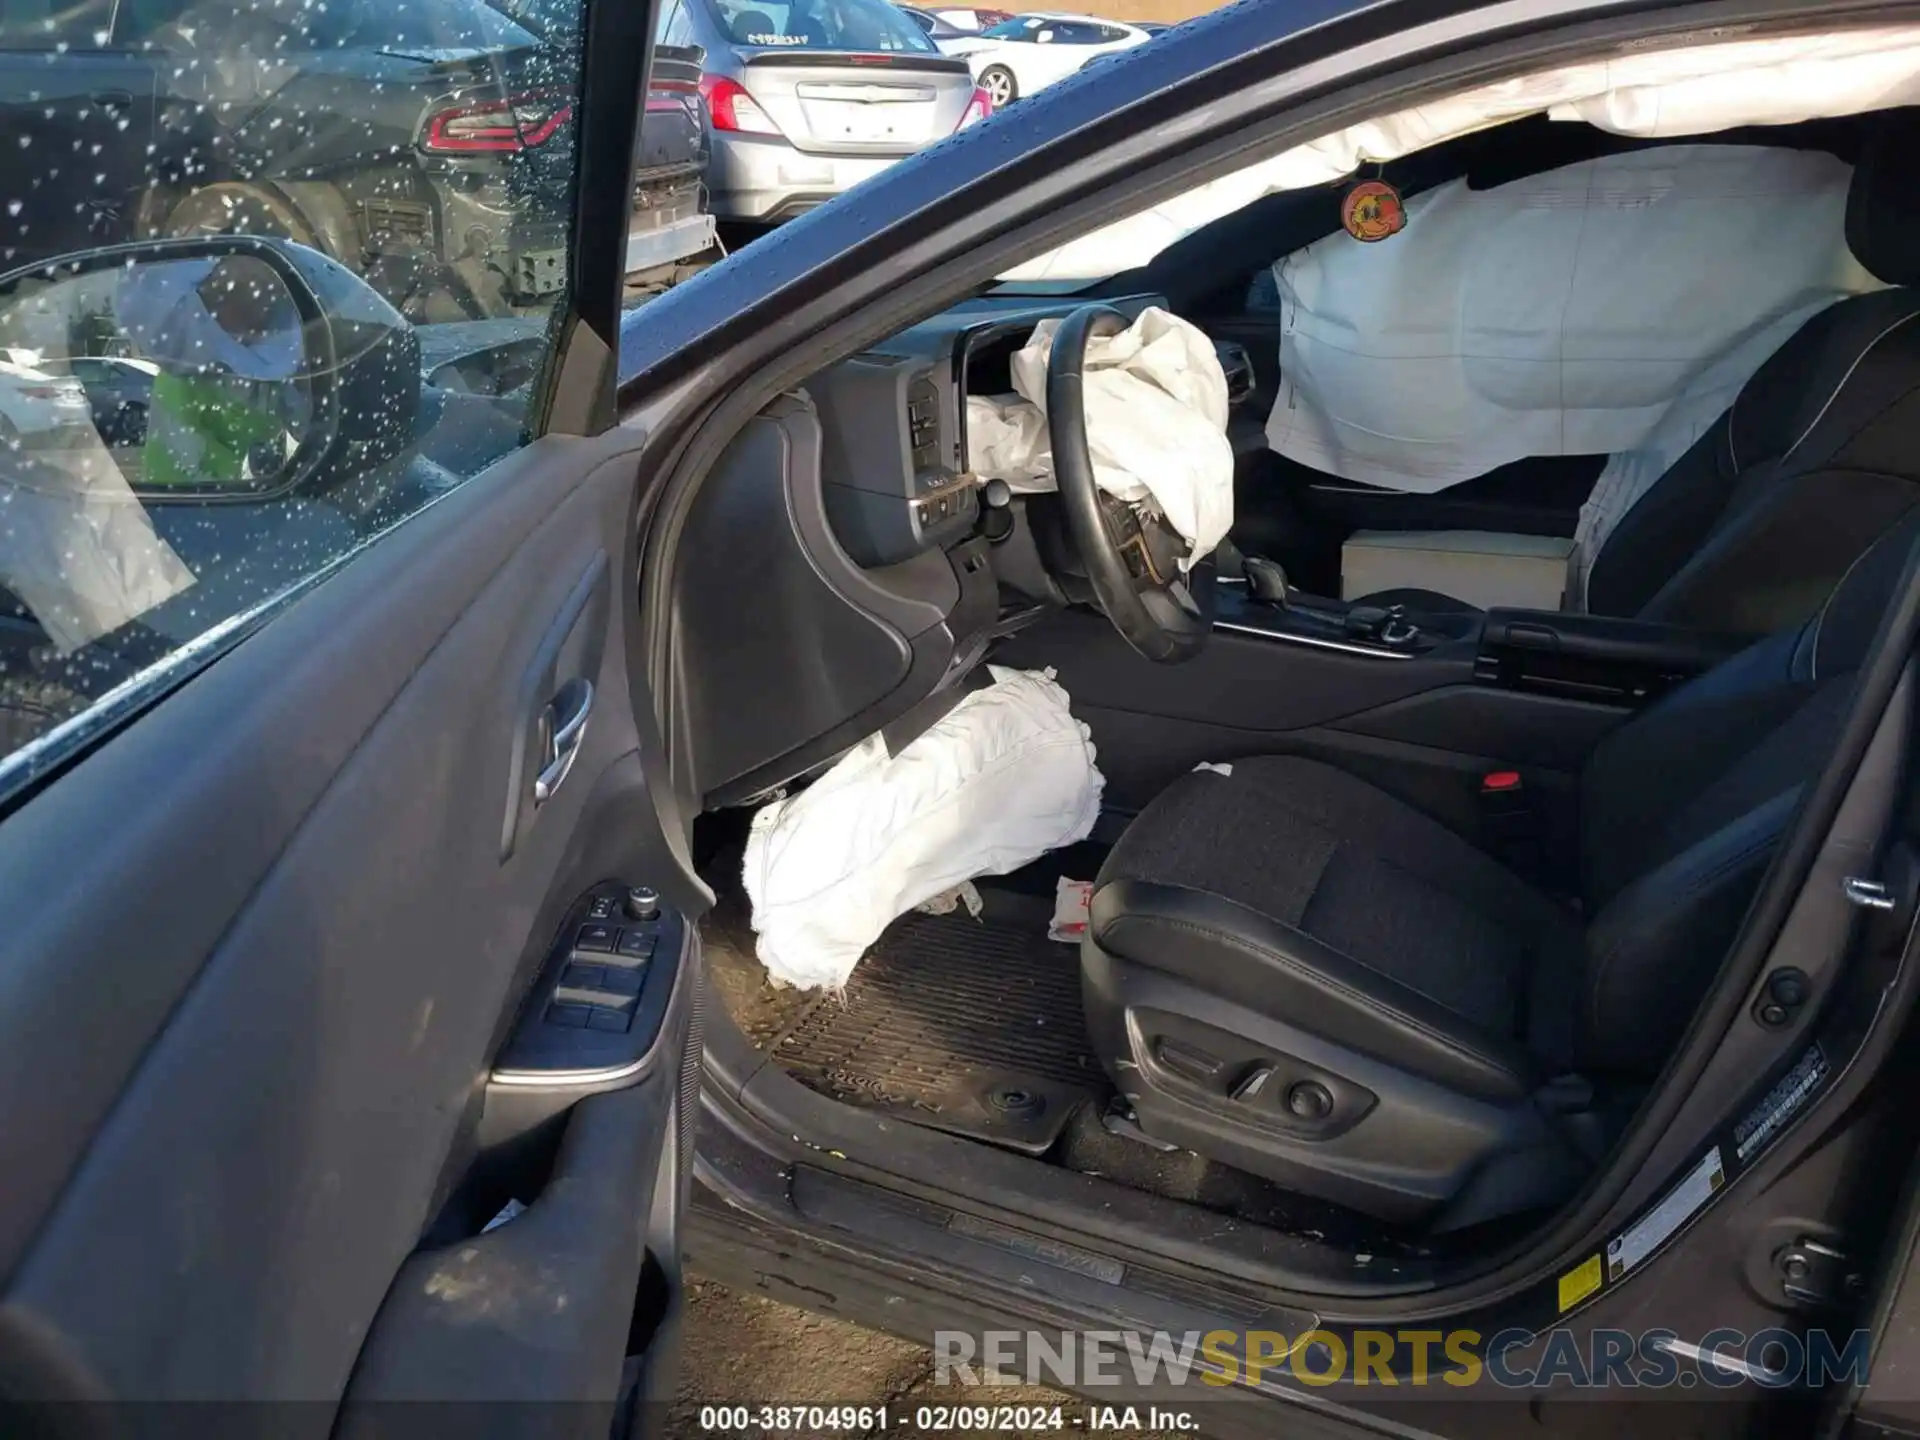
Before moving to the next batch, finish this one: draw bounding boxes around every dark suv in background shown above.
[0,0,711,319]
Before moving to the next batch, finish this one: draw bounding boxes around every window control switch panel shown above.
[491,882,683,1077]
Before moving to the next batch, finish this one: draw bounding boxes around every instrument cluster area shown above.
[809,292,1169,570]
[810,352,978,570]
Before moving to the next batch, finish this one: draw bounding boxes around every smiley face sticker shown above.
[1341,179,1407,242]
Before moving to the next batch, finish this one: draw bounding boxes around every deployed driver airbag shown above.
[965,307,1233,566]
[743,666,1104,992]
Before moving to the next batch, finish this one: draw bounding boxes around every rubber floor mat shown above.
[771,908,1106,1151]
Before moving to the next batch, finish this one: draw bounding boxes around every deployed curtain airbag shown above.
[1265,146,1879,510]
[1002,26,1920,284]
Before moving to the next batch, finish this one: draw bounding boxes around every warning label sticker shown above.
[1607,1147,1725,1282]
[1735,1044,1828,1163]
[1558,1253,1604,1313]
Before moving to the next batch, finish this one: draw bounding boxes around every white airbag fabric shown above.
[743,667,1103,992]
[1002,26,1920,284]
[1266,146,1879,497]
[964,307,1233,566]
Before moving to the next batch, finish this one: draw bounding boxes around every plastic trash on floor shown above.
[1047,877,1093,944]
[963,306,1233,567]
[743,667,1104,992]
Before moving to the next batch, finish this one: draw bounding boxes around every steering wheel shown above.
[1047,305,1210,664]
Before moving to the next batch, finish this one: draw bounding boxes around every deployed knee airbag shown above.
[743,667,1103,991]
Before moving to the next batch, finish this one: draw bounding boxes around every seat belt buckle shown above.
[1480,769,1527,816]
[1479,770,1539,864]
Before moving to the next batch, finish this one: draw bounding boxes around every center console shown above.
[1213,558,1744,704]
[1473,607,1749,705]
[1212,570,1478,662]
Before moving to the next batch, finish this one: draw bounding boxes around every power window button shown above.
[545,1002,590,1029]
[587,1006,634,1033]
[575,923,617,953]
[562,962,606,991]
[616,929,656,960]
[599,964,644,996]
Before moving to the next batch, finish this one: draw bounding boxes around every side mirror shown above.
[0,236,421,654]
[0,235,420,502]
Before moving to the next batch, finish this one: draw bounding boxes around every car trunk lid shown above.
[737,51,973,154]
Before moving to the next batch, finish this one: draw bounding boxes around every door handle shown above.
[90,89,134,112]
[532,677,593,806]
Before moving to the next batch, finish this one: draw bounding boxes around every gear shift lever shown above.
[1244,555,1290,608]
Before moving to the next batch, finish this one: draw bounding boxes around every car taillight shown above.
[422,94,573,153]
[955,86,992,131]
[21,385,73,401]
[699,74,781,136]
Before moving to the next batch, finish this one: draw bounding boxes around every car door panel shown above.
[0,36,157,265]
[340,944,693,1421]
[0,426,697,1411]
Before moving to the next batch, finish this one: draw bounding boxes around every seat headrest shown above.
[1847,108,1920,287]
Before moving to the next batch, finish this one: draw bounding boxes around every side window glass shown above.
[114,0,192,46]
[0,0,112,47]
[659,0,694,46]
[0,0,588,794]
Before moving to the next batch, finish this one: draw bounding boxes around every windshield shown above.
[979,16,1041,38]
[710,0,937,52]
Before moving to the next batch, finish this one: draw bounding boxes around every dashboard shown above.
[812,291,1168,569]
[671,290,1174,805]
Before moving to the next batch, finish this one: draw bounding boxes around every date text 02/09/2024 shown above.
[694,1406,1199,1431]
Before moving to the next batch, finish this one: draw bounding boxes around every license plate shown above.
[838,105,901,142]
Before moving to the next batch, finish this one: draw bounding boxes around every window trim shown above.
[528,0,659,435]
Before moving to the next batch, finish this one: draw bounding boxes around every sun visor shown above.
[1000,26,1920,284]
[1264,145,1881,497]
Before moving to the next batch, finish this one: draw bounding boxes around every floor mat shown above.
[770,903,1107,1152]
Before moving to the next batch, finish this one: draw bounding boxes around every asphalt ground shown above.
[665,1279,1757,1440]
[665,1278,1196,1440]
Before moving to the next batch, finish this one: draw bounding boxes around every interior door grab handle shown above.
[533,678,593,805]
[1843,876,1896,911]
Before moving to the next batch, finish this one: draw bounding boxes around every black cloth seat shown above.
[1355,109,1920,636]
[1082,517,1915,1228]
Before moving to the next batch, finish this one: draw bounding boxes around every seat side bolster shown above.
[1090,880,1534,1101]
[1581,789,1800,1074]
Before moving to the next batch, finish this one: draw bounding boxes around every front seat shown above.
[1082,517,1915,1230]
[1363,108,1920,637]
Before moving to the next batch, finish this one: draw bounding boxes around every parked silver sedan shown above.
[660,0,990,222]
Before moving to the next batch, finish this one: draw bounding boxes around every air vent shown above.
[1215,340,1255,406]
[907,373,940,476]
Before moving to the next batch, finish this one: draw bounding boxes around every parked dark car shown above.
[0,0,609,318]
[493,0,718,292]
